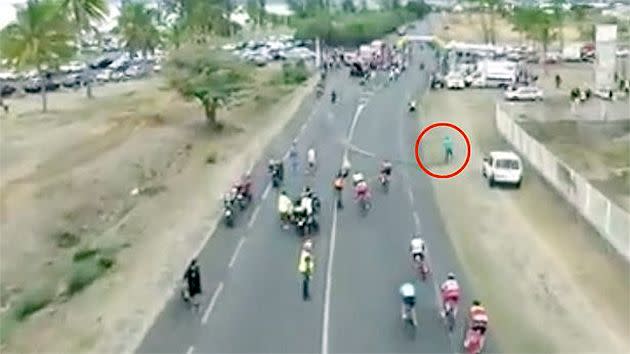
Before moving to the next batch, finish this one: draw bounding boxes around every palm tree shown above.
[551,0,566,51]
[116,0,162,71]
[0,0,75,112]
[60,0,110,98]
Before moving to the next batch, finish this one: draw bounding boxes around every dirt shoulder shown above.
[0,68,317,353]
[419,89,630,352]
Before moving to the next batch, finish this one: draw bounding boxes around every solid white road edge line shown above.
[407,187,415,204]
[247,205,261,229]
[322,102,366,354]
[201,282,224,325]
[321,203,338,354]
[228,237,246,269]
[185,345,194,354]
[413,211,421,231]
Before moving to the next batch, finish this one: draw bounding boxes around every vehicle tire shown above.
[481,167,486,178]
[515,180,522,189]
[488,177,494,187]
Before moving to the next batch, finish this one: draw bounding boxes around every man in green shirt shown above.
[443,135,453,163]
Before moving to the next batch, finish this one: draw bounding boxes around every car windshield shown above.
[495,159,519,169]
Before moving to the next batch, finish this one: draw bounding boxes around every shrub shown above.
[66,257,111,295]
[73,248,98,262]
[11,287,55,321]
[53,231,80,248]
[281,60,309,85]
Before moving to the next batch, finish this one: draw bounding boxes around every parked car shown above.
[96,70,112,82]
[24,78,60,93]
[1,83,17,97]
[62,74,83,88]
[430,73,445,89]
[504,86,543,101]
[445,72,465,90]
[482,151,523,188]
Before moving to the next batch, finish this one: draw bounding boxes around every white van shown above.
[481,151,523,188]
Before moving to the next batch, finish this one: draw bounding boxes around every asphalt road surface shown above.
[137,19,496,354]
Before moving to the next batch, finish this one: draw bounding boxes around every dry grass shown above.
[0,63,313,351]
[437,12,582,46]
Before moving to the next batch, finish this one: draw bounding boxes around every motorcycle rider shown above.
[440,273,461,317]
[399,282,417,324]
[409,235,426,264]
[268,159,284,183]
[354,178,370,202]
[278,190,293,229]
[183,259,202,305]
[379,159,392,184]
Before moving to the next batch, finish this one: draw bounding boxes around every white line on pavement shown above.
[413,212,421,231]
[201,282,224,325]
[185,345,194,354]
[321,203,338,354]
[261,183,271,201]
[228,237,246,268]
[247,205,261,229]
[407,187,415,204]
[322,102,367,354]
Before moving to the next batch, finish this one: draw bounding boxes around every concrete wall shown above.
[495,104,630,262]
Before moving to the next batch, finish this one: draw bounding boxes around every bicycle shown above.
[402,303,417,338]
[443,299,457,332]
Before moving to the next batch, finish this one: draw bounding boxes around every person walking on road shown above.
[299,248,314,301]
[443,135,453,164]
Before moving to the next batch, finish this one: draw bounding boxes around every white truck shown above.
[562,43,583,62]
[466,60,516,88]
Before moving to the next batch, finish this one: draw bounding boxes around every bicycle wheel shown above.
[446,308,455,332]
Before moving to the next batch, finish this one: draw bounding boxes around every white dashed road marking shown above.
[201,282,224,325]
[228,237,246,269]
[261,183,271,201]
[247,205,261,229]
[185,346,194,354]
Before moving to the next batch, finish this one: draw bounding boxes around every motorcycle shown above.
[271,169,282,188]
[378,173,390,193]
[223,204,234,227]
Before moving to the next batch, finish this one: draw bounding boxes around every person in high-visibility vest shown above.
[298,247,314,300]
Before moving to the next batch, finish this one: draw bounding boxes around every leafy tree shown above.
[166,46,252,129]
[526,9,556,58]
[115,0,162,66]
[60,0,109,98]
[467,0,503,44]
[551,0,566,50]
[341,0,356,13]
[246,0,266,28]
[0,0,75,112]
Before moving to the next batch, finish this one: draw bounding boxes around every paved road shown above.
[137,19,496,354]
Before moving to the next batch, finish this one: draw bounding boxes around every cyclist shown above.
[443,135,453,163]
[333,172,345,208]
[399,282,417,325]
[468,300,489,335]
[183,259,202,308]
[307,147,316,173]
[409,235,426,264]
[440,273,461,317]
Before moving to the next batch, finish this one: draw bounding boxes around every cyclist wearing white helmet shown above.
[409,234,426,264]
[440,272,461,316]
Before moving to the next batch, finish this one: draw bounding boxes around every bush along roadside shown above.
[293,5,430,46]
[0,242,128,345]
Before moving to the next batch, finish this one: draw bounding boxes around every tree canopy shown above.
[166,45,252,129]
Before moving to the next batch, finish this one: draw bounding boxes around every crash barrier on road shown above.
[495,104,630,262]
